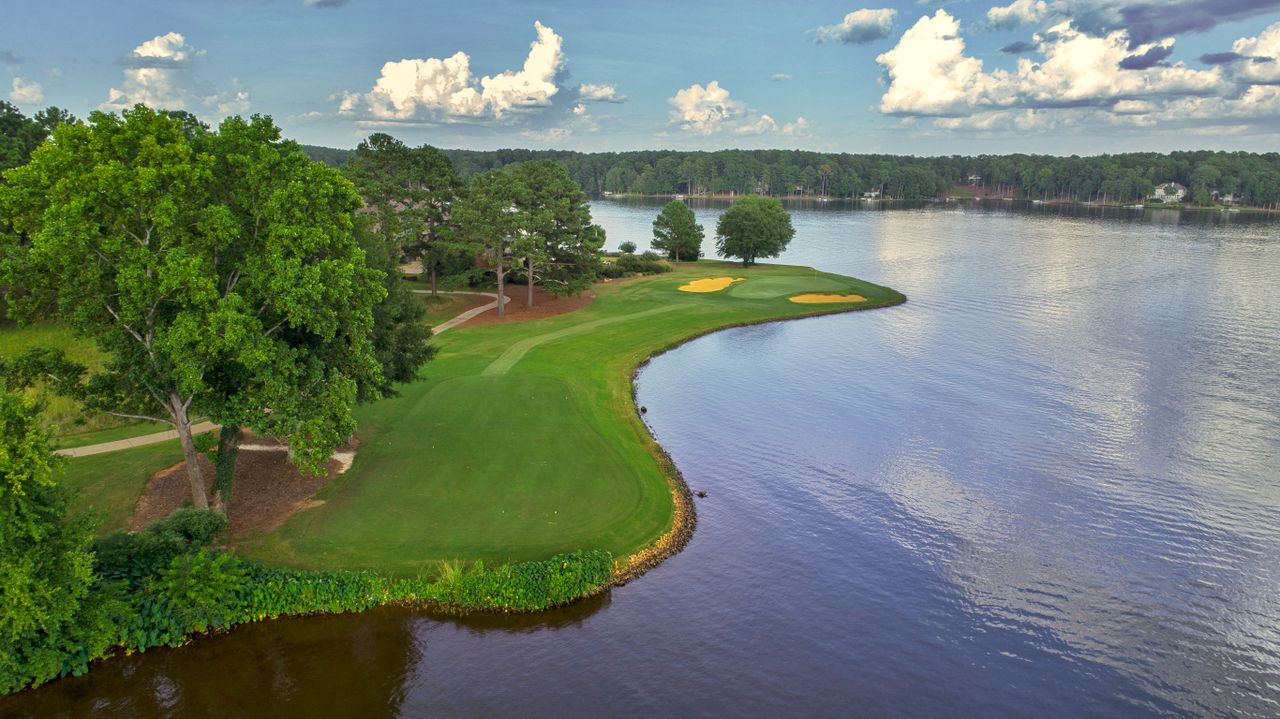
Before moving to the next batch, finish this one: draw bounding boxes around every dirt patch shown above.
[465,283,596,326]
[128,434,358,537]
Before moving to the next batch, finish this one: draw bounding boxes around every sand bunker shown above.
[679,277,747,293]
[789,293,867,304]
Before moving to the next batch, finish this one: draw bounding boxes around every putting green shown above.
[726,274,853,299]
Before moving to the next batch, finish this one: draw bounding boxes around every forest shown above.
[301,144,1280,209]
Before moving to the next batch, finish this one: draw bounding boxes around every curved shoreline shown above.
[606,291,908,590]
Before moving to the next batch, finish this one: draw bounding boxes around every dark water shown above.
[4,201,1279,718]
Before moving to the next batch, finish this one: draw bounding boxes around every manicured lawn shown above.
[59,261,902,575]
[57,440,182,534]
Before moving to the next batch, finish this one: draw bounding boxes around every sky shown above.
[4,0,1280,155]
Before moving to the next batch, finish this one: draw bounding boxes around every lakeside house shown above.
[1149,182,1187,203]
[861,189,881,200]
[966,174,982,184]
[1213,190,1238,205]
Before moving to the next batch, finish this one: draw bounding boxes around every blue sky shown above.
[5,0,1280,154]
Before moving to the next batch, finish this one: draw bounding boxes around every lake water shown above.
[3,199,1278,718]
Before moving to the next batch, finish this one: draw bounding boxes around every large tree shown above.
[651,200,703,262]
[0,106,385,509]
[452,169,527,317]
[508,161,602,307]
[715,195,795,267]
[345,134,463,298]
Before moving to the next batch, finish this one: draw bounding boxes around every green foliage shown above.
[716,196,795,266]
[93,508,229,585]
[618,241,637,254]
[157,550,248,633]
[0,387,118,695]
[651,200,704,261]
[0,106,387,507]
[615,252,673,275]
[508,161,606,299]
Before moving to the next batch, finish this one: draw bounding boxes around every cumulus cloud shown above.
[876,12,1225,117]
[668,80,808,136]
[101,32,248,116]
[1231,20,1280,83]
[338,21,566,123]
[879,11,1280,136]
[987,0,1049,29]
[771,73,793,81]
[9,76,43,104]
[814,8,897,44]
[577,82,626,103]
[521,126,572,143]
[983,0,1280,48]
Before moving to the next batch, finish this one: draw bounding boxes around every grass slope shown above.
[56,261,902,576]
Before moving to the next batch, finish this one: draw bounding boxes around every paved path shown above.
[56,421,219,458]
[55,292,507,458]
[412,290,509,334]
[482,305,681,377]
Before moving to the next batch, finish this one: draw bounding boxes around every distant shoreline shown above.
[597,191,1279,213]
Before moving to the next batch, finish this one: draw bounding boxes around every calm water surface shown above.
[4,200,1278,718]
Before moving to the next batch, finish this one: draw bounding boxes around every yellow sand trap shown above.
[679,276,747,293]
[789,293,867,304]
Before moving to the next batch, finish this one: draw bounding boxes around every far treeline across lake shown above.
[300,145,1280,210]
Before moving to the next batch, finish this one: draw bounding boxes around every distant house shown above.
[1213,190,1238,205]
[861,189,881,199]
[966,174,982,184]
[1149,182,1187,203]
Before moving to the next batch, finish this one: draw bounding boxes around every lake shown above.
[3,199,1278,718]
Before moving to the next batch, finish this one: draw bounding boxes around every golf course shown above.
[52,260,903,579]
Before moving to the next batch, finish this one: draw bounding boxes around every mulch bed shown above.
[465,284,596,326]
[129,434,357,537]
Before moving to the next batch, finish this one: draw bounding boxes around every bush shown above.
[598,262,626,279]
[93,508,228,585]
[615,253,672,275]
[157,550,248,633]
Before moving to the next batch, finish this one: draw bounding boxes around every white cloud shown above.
[521,127,572,143]
[577,82,626,103]
[9,76,43,104]
[815,8,898,44]
[100,32,248,117]
[1231,21,1280,84]
[339,21,566,122]
[770,73,793,81]
[669,80,809,136]
[876,11,1226,117]
[986,0,1049,29]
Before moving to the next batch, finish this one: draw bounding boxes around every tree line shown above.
[301,142,1280,209]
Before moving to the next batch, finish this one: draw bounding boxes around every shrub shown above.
[616,253,672,275]
[93,508,229,585]
[157,550,248,634]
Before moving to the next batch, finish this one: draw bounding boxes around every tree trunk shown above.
[527,257,534,308]
[496,263,506,317]
[170,392,208,509]
[430,264,438,299]
[212,425,242,510]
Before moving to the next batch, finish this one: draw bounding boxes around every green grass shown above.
[0,320,154,439]
[415,293,480,326]
[57,440,182,534]
[58,261,903,576]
